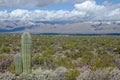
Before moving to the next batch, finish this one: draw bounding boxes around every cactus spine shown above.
[21,32,32,74]
[14,53,23,75]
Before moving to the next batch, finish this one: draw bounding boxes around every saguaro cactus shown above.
[21,32,32,73]
[14,53,23,75]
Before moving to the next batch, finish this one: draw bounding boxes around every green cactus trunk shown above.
[21,32,32,74]
[14,53,23,75]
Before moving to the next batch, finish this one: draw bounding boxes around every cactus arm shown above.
[14,53,23,75]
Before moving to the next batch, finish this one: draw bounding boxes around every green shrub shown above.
[91,55,115,70]
[9,63,15,73]
[65,68,80,80]
[81,52,94,64]
[1,47,10,53]
[0,54,5,59]
[32,51,55,69]
[64,50,79,59]
[32,53,41,65]
[96,47,107,55]
[55,57,75,68]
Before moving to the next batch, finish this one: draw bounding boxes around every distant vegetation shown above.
[0,34,120,80]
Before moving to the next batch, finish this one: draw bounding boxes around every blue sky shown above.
[41,0,120,10]
[0,0,120,11]
[0,0,120,21]
[39,1,74,11]
[96,0,120,4]
[0,0,120,33]
[0,0,73,11]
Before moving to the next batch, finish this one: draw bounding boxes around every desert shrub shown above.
[81,51,94,64]
[32,68,54,80]
[90,68,112,80]
[0,72,16,80]
[33,67,67,80]
[114,46,120,54]
[0,54,5,59]
[1,47,10,53]
[114,55,120,69]
[42,48,55,56]
[65,68,80,80]
[33,51,55,69]
[55,57,75,68]
[96,47,107,55]
[79,45,89,52]
[17,74,33,80]
[0,54,13,73]
[54,67,67,80]
[108,68,120,80]
[91,55,115,70]
[62,42,77,50]
[64,50,79,59]
[9,63,15,73]
[0,35,120,74]
[32,53,41,65]
[76,67,91,80]
[77,67,113,80]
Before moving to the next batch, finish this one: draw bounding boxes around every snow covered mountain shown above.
[0,20,120,34]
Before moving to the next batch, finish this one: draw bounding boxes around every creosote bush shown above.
[0,34,120,80]
[65,68,80,80]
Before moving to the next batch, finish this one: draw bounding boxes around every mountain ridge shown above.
[0,20,120,34]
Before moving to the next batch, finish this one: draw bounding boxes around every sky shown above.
[0,0,120,21]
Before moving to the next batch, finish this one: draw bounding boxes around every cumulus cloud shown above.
[0,11,9,19]
[0,0,68,7]
[74,1,105,11]
[0,0,120,21]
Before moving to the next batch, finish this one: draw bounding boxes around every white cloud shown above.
[10,9,30,20]
[74,1,105,11]
[0,0,120,21]
[0,11,9,19]
[73,0,94,3]
[107,9,120,20]
[0,0,68,7]
[108,9,120,17]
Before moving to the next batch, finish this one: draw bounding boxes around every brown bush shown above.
[0,54,13,73]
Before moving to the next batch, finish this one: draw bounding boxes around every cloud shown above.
[107,8,120,20]
[74,1,105,11]
[0,0,120,21]
[0,0,68,7]
[0,11,9,19]
[73,0,94,3]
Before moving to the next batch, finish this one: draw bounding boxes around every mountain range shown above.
[0,20,120,34]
